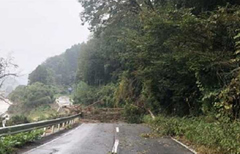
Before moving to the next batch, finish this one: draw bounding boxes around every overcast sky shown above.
[0,0,90,84]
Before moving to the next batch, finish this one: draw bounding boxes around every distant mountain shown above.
[28,44,81,87]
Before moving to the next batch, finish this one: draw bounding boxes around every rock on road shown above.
[25,123,193,154]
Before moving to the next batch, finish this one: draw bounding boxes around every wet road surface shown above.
[117,124,193,154]
[25,123,193,154]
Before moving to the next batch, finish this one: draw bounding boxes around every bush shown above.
[96,83,116,107]
[74,82,117,107]
[7,115,29,126]
[73,81,97,106]
[8,82,56,117]
[123,103,145,123]
[144,115,240,154]
[0,130,43,154]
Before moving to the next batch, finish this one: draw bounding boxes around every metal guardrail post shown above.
[43,127,47,137]
[51,125,55,134]
[57,124,60,131]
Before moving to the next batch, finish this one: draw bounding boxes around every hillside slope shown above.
[29,44,81,87]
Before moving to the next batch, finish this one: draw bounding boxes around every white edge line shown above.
[24,124,82,154]
[171,137,197,154]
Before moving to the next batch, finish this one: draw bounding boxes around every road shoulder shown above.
[117,123,193,154]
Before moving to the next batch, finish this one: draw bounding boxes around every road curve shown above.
[25,123,193,154]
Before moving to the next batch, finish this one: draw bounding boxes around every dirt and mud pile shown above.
[81,108,124,123]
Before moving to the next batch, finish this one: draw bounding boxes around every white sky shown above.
[0,0,90,84]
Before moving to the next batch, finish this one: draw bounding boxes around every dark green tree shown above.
[77,0,240,118]
[28,65,54,85]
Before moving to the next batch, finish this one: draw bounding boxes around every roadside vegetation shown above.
[76,0,240,120]
[8,82,58,122]
[0,130,43,154]
[144,115,240,154]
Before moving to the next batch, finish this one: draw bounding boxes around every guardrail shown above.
[0,114,81,137]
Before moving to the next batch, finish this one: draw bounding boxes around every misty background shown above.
[0,0,90,85]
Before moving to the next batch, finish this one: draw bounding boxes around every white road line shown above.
[171,137,197,154]
[116,127,119,133]
[111,127,120,154]
[24,125,82,154]
[112,139,119,154]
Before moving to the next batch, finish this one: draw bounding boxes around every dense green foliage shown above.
[74,81,116,107]
[75,3,240,151]
[8,82,57,121]
[28,65,55,85]
[0,130,43,154]
[123,104,145,123]
[76,0,240,121]
[6,115,29,126]
[144,115,240,154]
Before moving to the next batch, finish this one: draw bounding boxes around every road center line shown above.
[112,127,120,154]
[116,127,119,133]
[112,139,119,154]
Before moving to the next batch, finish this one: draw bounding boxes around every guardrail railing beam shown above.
[0,114,81,137]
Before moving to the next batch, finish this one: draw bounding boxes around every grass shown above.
[143,115,240,154]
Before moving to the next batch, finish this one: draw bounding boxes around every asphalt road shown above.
[24,123,193,154]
